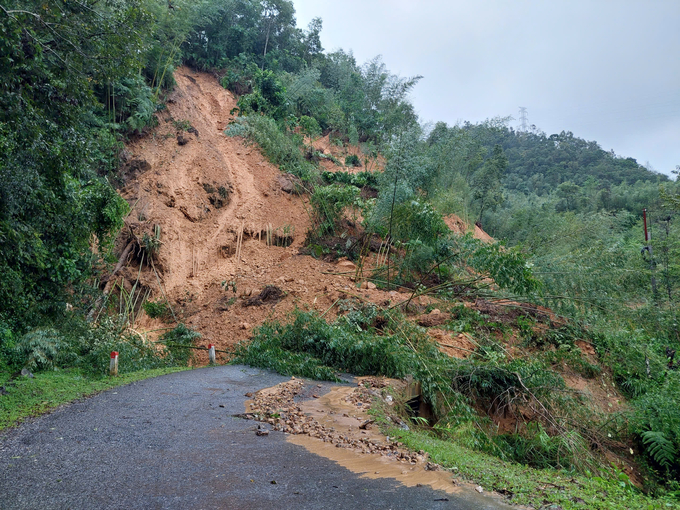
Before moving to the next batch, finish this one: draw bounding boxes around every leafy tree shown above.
[472,145,507,223]
[0,0,150,334]
[299,115,321,151]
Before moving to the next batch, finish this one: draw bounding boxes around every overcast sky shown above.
[292,0,680,176]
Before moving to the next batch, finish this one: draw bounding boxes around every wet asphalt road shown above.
[0,366,509,509]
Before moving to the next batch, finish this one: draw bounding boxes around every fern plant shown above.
[14,328,65,371]
[641,431,678,470]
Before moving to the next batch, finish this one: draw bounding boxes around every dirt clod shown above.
[243,285,285,307]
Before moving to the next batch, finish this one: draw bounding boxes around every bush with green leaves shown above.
[235,69,288,120]
[322,170,379,189]
[451,234,540,296]
[309,183,360,238]
[142,300,172,321]
[160,324,201,366]
[345,154,361,167]
[14,328,66,371]
[75,318,170,375]
[233,310,421,382]
[630,372,680,476]
[235,308,612,474]
[388,199,448,246]
[225,115,315,180]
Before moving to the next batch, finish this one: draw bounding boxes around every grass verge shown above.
[386,426,676,510]
[0,367,188,431]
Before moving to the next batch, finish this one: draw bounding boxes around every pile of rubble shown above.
[240,378,439,469]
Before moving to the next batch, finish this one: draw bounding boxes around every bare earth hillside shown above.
[117,67,420,359]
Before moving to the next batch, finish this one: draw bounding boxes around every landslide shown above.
[114,67,414,359]
[114,68,618,428]
[108,68,642,489]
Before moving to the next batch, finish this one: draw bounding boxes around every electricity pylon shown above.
[518,107,528,131]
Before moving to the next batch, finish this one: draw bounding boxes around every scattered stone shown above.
[241,378,441,482]
[20,368,34,378]
[359,419,375,430]
[243,285,285,307]
[337,259,356,270]
[256,424,269,436]
[177,134,189,145]
[277,174,302,194]
[475,486,483,493]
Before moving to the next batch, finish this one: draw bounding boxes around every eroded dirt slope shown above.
[119,67,415,357]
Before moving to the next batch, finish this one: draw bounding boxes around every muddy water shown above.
[286,384,513,508]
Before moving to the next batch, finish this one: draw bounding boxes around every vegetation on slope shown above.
[2,0,679,505]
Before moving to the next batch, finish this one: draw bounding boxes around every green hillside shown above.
[1,1,679,506]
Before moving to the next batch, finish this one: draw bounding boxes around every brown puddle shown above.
[244,378,513,508]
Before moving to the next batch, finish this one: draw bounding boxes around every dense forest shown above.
[2,1,679,506]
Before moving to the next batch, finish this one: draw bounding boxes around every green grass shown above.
[0,367,188,431]
[388,426,678,510]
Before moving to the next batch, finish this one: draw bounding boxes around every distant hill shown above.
[461,124,668,195]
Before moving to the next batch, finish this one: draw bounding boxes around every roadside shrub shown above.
[14,328,66,371]
[0,322,17,371]
[77,318,169,375]
[234,311,418,381]
[160,324,201,366]
[495,425,592,471]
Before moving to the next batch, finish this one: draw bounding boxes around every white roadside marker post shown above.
[208,344,216,365]
[110,351,118,376]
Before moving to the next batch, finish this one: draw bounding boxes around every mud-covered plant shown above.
[141,224,162,258]
[173,119,192,131]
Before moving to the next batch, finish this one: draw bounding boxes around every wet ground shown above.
[0,366,510,509]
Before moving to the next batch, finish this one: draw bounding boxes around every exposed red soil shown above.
[106,67,640,485]
[115,67,425,361]
[443,214,494,243]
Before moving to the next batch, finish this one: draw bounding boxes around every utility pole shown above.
[518,107,528,131]
[643,208,658,300]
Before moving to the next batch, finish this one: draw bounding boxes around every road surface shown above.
[0,366,510,509]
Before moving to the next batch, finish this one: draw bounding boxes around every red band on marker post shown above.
[110,351,119,376]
